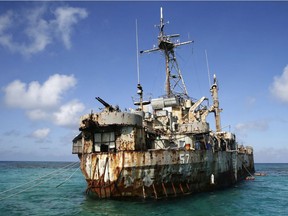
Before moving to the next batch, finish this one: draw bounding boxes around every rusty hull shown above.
[73,9,256,199]
[80,149,254,199]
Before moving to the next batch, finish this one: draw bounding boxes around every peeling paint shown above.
[71,8,255,199]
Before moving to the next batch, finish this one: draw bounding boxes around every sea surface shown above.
[0,162,287,216]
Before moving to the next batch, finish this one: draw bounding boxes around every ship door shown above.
[94,132,115,152]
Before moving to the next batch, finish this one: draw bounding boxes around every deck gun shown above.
[95,97,117,112]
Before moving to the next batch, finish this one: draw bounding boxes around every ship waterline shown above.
[80,149,254,199]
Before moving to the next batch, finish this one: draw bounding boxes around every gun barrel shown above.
[95,97,114,111]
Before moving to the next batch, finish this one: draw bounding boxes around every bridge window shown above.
[94,132,115,152]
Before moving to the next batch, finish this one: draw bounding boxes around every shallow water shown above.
[0,162,287,215]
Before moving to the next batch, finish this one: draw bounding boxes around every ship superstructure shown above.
[72,7,254,199]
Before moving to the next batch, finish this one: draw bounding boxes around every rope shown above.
[237,155,254,177]
[0,161,79,196]
[0,161,80,201]
[56,166,80,188]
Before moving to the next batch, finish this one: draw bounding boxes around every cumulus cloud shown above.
[53,100,85,127]
[3,74,76,109]
[0,5,88,56]
[31,128,50,139]
[2,74,85,128]
[270,65,288,103]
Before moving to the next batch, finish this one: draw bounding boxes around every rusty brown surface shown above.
[72,8,257,200]
[80,149,254,199]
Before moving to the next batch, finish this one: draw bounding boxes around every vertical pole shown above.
[211,74,221,132]
[165,50,171,97]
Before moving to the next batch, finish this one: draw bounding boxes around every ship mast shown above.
[134,19,150,111]
[210,74,222,132]
[140,7,193,98]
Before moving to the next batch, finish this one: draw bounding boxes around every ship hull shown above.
[79,149,254,199]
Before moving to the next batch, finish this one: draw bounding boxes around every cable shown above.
[0,161,79,200]
[56,166,80,188]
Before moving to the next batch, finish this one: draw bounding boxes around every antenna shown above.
[140,7,193,98]
[205,50,212,87]
[135,19,146,110]
[136,19,140,84]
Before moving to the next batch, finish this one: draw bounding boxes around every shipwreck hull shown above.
[72,7,256,200]
[80,149,254,199]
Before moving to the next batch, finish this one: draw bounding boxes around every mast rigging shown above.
[140,7,193,98]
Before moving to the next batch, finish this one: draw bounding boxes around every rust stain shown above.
[72,8,255,199]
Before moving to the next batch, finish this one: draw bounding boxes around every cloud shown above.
[255,147,288,163]
[0,10,12,34]
[0,5,88,56]
[53,100,85,127]
[2,74,85,128]
[3,74,76,109]
[53,6,88,49]
[31,128,50,139]
[235,119,269,134]
[270,65,288,103]
[27,109,49,120]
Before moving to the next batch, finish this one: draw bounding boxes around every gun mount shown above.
[95,97,119,112]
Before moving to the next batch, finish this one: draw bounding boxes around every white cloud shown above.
[22,7,51,55]
[53,100,85,127]
[3,73,85,128]
[27,109,49,120]
[0,8,51,56]
[235,120,269,134]
[270,65,288,103]
[31,128,50,139]
[255,147,288,163]
[3,74,76,109]
[0,10,12,33]
[0,6,88,56]
[53,7,88,49]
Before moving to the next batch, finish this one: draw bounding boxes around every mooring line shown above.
[56,166,80,188]
[0,161,79,195]
[237,155,254,177]
[0,161,79,200]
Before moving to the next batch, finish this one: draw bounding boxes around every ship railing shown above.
[226,149,238,153]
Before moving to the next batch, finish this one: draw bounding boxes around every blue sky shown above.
[0,1,288,162]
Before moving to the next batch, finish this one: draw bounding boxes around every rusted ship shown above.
[72,8,254,199]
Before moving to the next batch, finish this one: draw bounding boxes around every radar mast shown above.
[140,7,193,98]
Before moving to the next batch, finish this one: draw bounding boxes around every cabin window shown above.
[72,140,82,154]
[94,132,115,152]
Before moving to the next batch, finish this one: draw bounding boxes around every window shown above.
[94,132,115,152]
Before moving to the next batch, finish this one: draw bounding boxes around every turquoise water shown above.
[0,162,287,215]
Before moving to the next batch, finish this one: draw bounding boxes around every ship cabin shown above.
[72,94,237,155]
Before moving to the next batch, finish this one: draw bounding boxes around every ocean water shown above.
[0,162,287,216]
